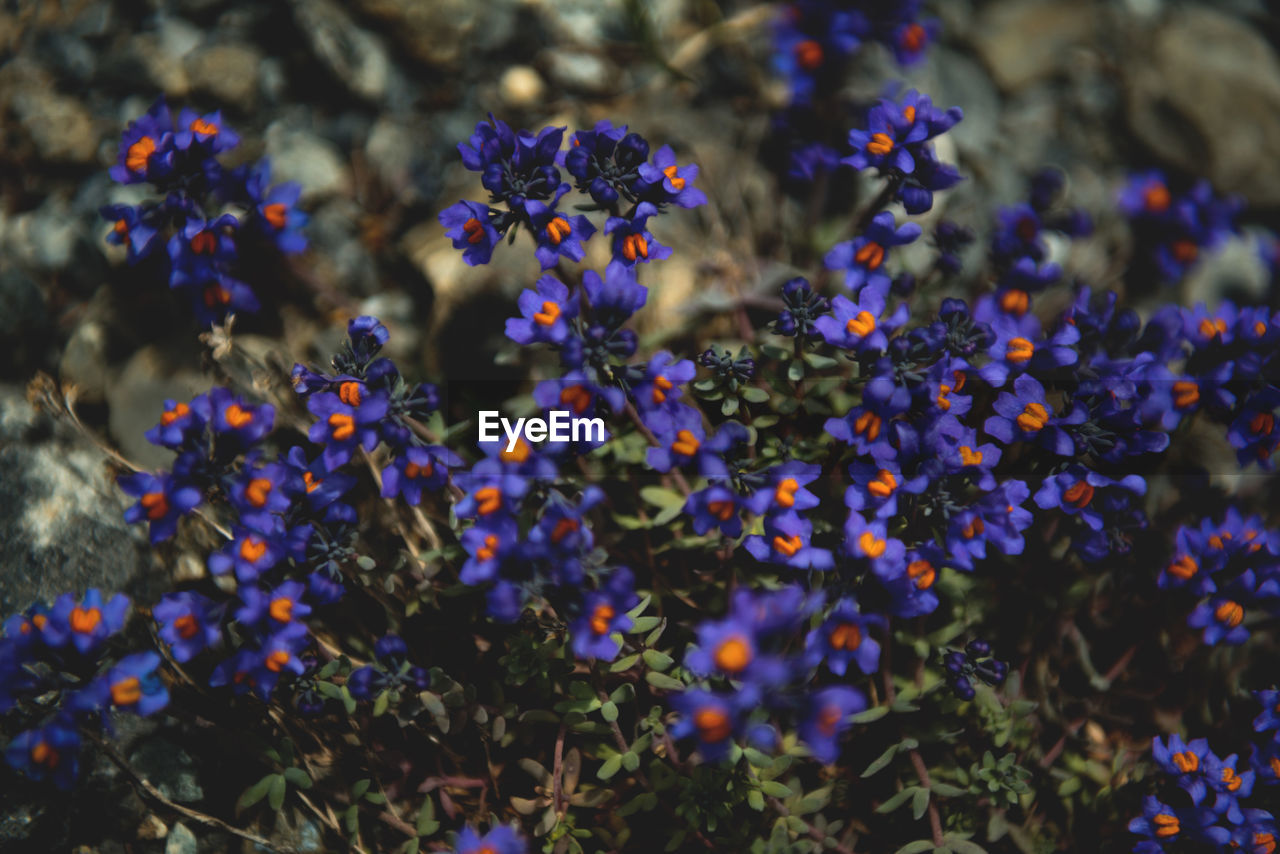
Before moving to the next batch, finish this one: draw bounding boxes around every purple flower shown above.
[1153,735,1214,804]
[824,211,920,296]
[744,510,834,570]
[570,583,635,662]
[119,471,202,543]
[5,721,81,789]
[564,120,651,205]
[805,598,883,676]
[454,824,526,854]
[527,191,596,270]
[100,203,160,263]
[814,287,908,353]
[154,591,222,662]
[144,396,207,448]
[669,690,741,761]
[506,275,578,345]
[637,145,707,209]
[92,652,170,717]
[202,387,275,448]
[236,580,312,628]
[743,461,822,516]
[684,485,744,537]
[39,589,129,655]
[983,374,1082,456]
[245,162,308,254]
[109,97,174,184]
[631,351,695,412]
[208,524,289,583]
[172,108,240,154]
[799,686,866,764]
[381,445,459,505]
[306,385,389,470]
[604,202,672,268]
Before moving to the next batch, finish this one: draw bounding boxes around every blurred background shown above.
[1,0,1279,729]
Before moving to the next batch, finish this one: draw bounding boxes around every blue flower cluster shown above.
[1118,170,1240,283]
[2,590,166,789]
[118,380,356,707]
[774,0,939,103]
[1129,699,1280,854]
[1157,507,1280,646]
[770,1,943,187]
[673,586,867,765]
[440,116,703,270]
[102,98,308,322]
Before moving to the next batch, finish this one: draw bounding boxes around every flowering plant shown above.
[5,4,1280,854]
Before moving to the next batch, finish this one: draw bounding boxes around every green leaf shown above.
[283,767,312,790]
[1056,776,1082,797]
[236,775,275,812]
[741,387,770,403]
[930,782,966,797]
[862,742,901,778]
[640,486,685,509]
[911,787,931,820]
[642,650,674,671]
[610,653,641,672]
[598,755,622,781]
[267,774,286,811]
[601,701,619,722]
[630,616,662,634]
[721,397,740,416]
[364,791,387,805]
[356,555,377,571]
[759,780,792,798]
[372,691,390,717]
[621,752,640,772]
[644,671,684,691]
[787,360,805,382]
[893,842,936,854]
[851,706,890,724]
[416,797,438,836]
[877,786,920,814]
[351,779,371,800]
[747,788,765,811]
[948,839,989,854]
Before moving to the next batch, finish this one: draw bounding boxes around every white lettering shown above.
[501,417,526,453]
[478,411,500,442]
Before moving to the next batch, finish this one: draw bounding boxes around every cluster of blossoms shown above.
[673,586,867,764]
[1129,692,1280,854]
[102,98,308,322]
[2,590,166,788]
[1118,170,1240,283]
[440,115,703,271]
[117,382,354,704]
[773,0,938,102]
[1156,507,1280,647]
[770,1,942,186]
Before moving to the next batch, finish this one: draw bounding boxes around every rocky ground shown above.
[1,0,1278,850]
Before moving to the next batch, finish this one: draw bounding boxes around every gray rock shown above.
[107,345,207,472]
[165,823,198,854]
[0,386,150,616]
[0,269,51,379]
[971,0,1096,92]
[293,0,392,102]
[1124,6,1280,206]
[184,43,262,107]
[130,738,205,804]
[8,82,98,165]
[542,49,621,96]
[265,120,352,202]
[351,0,517,67]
